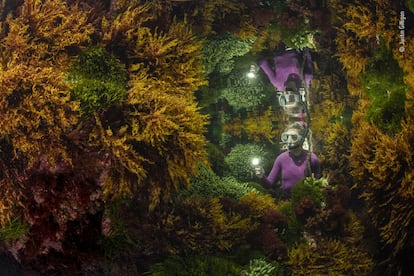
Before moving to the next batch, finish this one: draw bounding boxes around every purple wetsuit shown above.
[264,150,321,196]
[258,48,313,91]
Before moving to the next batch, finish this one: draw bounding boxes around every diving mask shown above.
[278,91,301,107]
[281,132,302,143]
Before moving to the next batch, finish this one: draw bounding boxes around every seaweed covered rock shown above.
[0,1,210,272]
[90,10,210,208]
[0,0,92,165]
[360,46,407,134]
[350,119,414,274]
[0,0,94,258]
[286,239,373,275]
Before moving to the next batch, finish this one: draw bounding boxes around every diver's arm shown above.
[258,59,278,89]
[261,158,281,189]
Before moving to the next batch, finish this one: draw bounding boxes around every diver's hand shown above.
[254,167,265,179]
